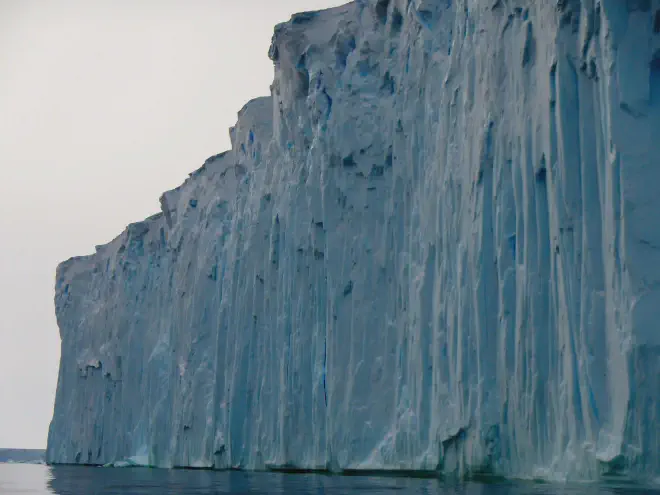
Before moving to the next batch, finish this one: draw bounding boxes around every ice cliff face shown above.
[47,0,660,482]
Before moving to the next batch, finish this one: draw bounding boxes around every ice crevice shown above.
[47,0,660,483]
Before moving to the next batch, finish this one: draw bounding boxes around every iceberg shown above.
[0,449,46,464]
[47,0,660,482]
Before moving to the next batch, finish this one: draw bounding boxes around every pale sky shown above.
[0,0,345,449]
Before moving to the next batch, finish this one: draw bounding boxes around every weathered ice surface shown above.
[47,0,660,482]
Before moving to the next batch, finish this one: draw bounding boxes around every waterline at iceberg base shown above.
[47,0,660,483]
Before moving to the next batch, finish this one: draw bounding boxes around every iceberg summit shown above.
[47,0,660,482]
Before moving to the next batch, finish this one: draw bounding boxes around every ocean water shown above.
[1,464,658,495]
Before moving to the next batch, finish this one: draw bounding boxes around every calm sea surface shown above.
[1,463,658,495]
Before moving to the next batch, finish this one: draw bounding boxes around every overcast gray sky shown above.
[0,0,345,449]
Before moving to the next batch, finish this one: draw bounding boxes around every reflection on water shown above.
[0,463,658,495]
